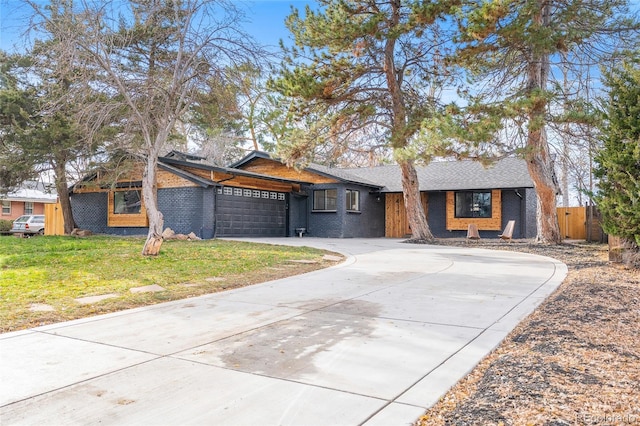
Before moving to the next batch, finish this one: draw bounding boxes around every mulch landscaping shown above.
[417,240,639,426]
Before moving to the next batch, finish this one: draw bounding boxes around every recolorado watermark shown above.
[576,413,639,424]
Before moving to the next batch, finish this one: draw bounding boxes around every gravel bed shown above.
[416,240,640,426]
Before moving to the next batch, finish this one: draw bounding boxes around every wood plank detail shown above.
[44,203,65,236]
[107,190,149,227]
[385,192,428,238]
[557,206,586,240]
[446,190,502,231]
[238,158,339,184]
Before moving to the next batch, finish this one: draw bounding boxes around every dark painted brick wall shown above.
[71,192,147,236]
[71,187,208,238]
[305,183,384,238]
[158,187,204,236]
[502,189,525,238]
[342,185,385,238]
[423,189,537,239]
[426,192,449,237]
[288,190,310,237]
[525,188,538,238]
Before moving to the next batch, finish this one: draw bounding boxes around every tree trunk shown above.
[141,154,164,256]
[383,1,433,242]
[526,143,562,244]
[53,159,76,234]
[525,0,561,244]
[399,159,434,241]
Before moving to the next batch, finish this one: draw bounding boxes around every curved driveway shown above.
[0,238,566,425]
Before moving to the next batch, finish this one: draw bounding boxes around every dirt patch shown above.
[416,240,640,425]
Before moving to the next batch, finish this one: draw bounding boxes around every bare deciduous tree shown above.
[31,0,264,254]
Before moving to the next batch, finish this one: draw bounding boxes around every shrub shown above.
[0,219,13,234]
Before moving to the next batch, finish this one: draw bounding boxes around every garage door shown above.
[215,187,287,237]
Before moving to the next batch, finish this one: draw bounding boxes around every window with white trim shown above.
[346,189,360,211]
[2,200,10,215]
[313,189,337,211]
[24,201,34,214]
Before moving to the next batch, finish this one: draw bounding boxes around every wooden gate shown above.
[44,202,65,236]
[385,193,428,238]
[557,207,586,240]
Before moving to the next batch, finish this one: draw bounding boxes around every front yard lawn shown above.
[0,235,339,333]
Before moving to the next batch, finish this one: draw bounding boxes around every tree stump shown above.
[608,235,623,263]
[142,235,163,256]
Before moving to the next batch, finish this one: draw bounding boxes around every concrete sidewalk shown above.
[0,238,567,425]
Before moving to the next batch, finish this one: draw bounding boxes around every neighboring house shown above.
[1,181,58,221]
[69,150,536,239]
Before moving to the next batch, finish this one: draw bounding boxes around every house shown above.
[1,181,58,221]
[69,151,536,239]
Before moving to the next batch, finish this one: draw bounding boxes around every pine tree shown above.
[451,0,639,243]
[271,0,458,241]
[594,60,640,266]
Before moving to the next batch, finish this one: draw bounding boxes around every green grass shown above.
[0,235,339,332]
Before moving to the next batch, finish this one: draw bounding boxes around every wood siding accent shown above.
[385,192,428,238]
[73,162,299,193]
[446,190,502,231]
[44,202,65,236]
[157,169,199,188]
[558,206,586,240]
[107,190,149,227]
[238,158,339,184]
[177,165,299,193]
[74,167,198,193]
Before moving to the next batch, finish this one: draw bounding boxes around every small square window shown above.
[233,188,243,197]
[270,192,278,199]
[262,191,269,199]
[244,189,252,197]
[278,193,285,201]
[253,190,261,198]
[223,187,233,195]
[217,188,223,194]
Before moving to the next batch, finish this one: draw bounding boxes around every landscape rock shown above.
[70,228,93,237]
[161,228,175,239]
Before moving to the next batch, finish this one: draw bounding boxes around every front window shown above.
[313,189,337,211]
[1,200,10,215]
[346,189,360,211]
[455,191,492,218]
[24,202,34,214]
[113,190,142,214]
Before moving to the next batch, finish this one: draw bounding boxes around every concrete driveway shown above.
[0,238,566,425]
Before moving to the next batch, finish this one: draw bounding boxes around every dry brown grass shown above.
[417,240,640,426]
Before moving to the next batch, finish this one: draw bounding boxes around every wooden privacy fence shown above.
[557,206,606,242]
[44,202,65,236]
[558,207,586,240]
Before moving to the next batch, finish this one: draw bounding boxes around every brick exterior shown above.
[423,188,536,239]
[304,183,384,238]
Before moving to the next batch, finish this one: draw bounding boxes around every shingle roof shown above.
[304,163,383,188]
[342,158,533,192]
